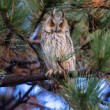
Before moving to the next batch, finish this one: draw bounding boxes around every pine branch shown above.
[4,31,14,47]
[1,11,43,61]
[0,71,57,87]
[71,3,110,10]
[0,70,110,87]
[34,9,46,29]
[1,11,26,41]
[88,14,97,33]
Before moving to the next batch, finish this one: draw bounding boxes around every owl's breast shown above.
[41,32,67,59]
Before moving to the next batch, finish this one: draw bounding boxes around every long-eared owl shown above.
[41,9,76,74]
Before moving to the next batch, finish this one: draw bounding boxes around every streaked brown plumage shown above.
[41,9,76,74]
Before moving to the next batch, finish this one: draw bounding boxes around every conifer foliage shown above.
[0,0,110,110]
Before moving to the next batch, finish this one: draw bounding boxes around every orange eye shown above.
[59,22,63,28]
[50,20,54,27]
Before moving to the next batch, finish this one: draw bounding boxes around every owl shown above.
[41,9,76,75]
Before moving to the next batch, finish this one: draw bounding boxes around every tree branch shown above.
[34,9,46,29]
[1,11,43,61]
[71,3,110,10]
[0,71,48,87]
[0,70,110,87]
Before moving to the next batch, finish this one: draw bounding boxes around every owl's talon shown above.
[46,69,62,77]
[54,70,62,75]
[46,69,54,76]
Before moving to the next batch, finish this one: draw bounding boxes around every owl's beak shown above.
[55,30,61,33]
[55,27,61,33]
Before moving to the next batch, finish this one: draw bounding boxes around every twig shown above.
[9,85,35,110]
[4,31,14,47]
[88,14,98,33]
[34,9,46,29]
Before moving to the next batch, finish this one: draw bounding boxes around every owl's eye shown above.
[59,22,63,28]
[50,20,54,27]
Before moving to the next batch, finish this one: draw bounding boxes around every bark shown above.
[0,70,109,87]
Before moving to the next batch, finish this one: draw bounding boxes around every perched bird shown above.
[41,9,76,75]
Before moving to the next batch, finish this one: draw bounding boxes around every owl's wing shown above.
[41,31,60,71]
[65,31,74,52]
[61,31,76,71]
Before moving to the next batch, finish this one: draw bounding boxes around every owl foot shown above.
[46,69,54,76]
[54,69,62,75]
[46,69,62,77]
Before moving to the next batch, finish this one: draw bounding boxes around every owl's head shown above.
[43,9,69,33]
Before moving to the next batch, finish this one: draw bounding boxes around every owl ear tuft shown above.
[60,10,65,19]
[51,8,56,17]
